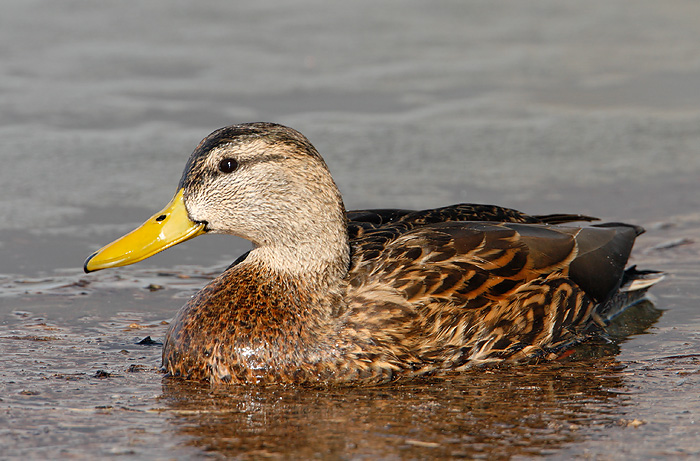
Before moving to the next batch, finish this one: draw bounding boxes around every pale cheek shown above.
[184,192,221,225]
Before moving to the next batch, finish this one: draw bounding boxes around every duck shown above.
[84,122,662,385]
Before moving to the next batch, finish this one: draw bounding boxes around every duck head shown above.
[84,123,349,276]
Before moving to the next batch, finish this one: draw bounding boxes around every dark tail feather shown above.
[599,266,664,322]
[534,213,599,225]
[593,222,646,237]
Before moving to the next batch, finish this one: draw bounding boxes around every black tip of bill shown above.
[83,252,98,273]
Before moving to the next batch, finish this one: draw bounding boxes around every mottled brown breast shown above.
[162,264,343,384]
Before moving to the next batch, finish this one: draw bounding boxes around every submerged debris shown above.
[127,364,147,373]
[137,336,163,346]
[94,370,112,378]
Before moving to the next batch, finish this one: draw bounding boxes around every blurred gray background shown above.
[2,1,699,232]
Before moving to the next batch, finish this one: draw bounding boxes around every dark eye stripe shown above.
[218,158,238,173]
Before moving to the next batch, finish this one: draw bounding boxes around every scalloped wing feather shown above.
[345,219,637,365]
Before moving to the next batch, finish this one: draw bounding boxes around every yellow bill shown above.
[84,189,206,273]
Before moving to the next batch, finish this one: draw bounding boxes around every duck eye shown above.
[218,158,239,173]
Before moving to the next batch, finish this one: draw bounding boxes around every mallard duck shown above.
[84,123,661,385]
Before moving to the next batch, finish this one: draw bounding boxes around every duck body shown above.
[85,123,661,385]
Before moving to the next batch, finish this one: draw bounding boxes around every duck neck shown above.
[243,192,351,291]
[246,220,351,291]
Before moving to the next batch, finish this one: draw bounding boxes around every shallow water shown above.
[2,0,700,459]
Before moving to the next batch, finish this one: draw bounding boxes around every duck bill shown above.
[84,189,206,273]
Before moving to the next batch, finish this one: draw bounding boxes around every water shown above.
[1,0,699,458]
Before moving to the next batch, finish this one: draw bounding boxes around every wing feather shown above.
[344,206,641,365]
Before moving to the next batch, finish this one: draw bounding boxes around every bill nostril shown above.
[156,214,167,222]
